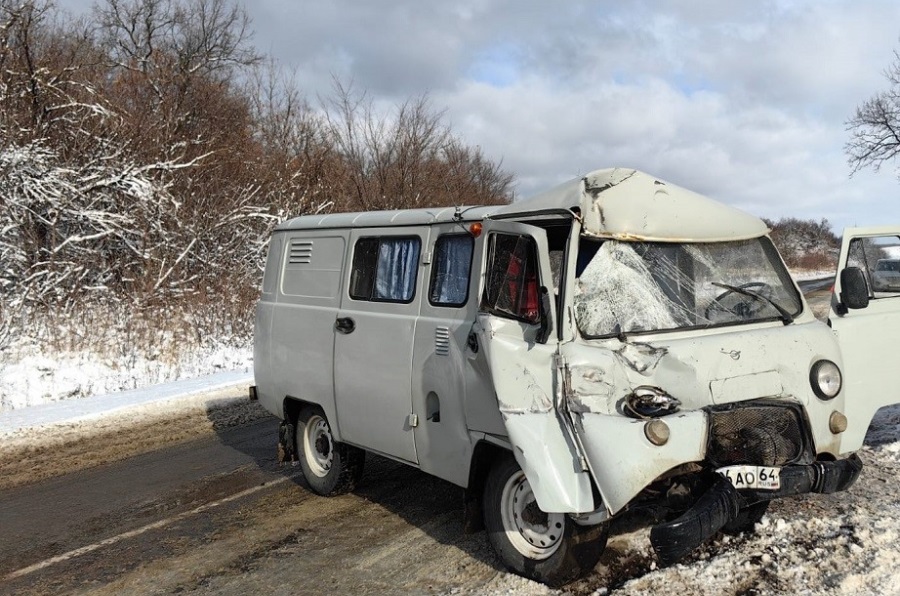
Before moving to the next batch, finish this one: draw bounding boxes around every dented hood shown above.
[495,168,768,242]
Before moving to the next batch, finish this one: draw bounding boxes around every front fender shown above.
[578,410,708,514]
[505,412,596,513]
[476,316,595,513]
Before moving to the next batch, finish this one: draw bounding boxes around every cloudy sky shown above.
[59,0,900,231]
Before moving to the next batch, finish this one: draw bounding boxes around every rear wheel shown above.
[296,405,365,496]
[483,454,608,586]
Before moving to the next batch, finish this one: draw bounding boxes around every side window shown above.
[848,235,900,297]
[481,233,540,323]
[429,234,474,307]
[261,235,283,295]
[349,236,421,303]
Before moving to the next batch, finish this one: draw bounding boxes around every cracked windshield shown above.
[574,238,802,337]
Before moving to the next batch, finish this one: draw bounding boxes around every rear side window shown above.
[481,233,540,323]
[349,237,421,303]
[261,235,283,295]
[429,234,474,307]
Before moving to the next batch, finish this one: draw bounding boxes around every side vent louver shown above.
[435,327,451,356]
[288,239,313,264]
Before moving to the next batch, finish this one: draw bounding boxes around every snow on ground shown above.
[0,370,252,436]
[0,338,251,411]
[791,268,835,282]
[602,414,900,596]
[884,246,900,260]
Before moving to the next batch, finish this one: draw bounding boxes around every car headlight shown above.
[810,360,842,400]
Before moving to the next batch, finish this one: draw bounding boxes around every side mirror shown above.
[536,286,553,344]
[840,267,870,310]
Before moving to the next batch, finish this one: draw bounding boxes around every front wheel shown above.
[483,454,608,586]
[296,405,365,496]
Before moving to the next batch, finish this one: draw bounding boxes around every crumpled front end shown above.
[558,320,862,564]
[571,393,828,517]
[569,383,863,564]
[562,318,851,512]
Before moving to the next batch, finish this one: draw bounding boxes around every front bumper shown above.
[649,454,863,566]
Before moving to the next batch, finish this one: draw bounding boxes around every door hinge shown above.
[407,413,419,428]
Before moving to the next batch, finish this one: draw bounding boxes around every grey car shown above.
[873,258,900,291]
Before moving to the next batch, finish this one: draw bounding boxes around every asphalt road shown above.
[0,400,664,595]
[797,276,834,293]
[0,412,514,595]
[0,416,280,593]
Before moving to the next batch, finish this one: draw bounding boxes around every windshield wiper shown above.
[711,282,794,326]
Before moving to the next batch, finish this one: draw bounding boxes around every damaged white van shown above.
[252,167,898,585]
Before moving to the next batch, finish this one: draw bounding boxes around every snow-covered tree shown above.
[0,0,513,359]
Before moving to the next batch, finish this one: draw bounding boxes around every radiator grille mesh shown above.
[707,403,808,467]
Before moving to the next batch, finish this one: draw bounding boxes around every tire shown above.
[722,500,769,535]
[482,454,608,586]
[296,405,365,496]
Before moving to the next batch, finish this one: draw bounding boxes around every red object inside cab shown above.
[506,252,539,323]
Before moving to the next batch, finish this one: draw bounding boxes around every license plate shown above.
[717,465,781,490]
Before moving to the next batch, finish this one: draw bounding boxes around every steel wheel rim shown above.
[500,469,564,560]
[303,414,334,477]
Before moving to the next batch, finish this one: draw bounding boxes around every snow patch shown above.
[1,335,251,412]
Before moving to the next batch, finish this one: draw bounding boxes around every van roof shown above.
[277,167,768,242]
[495,168,769,242]
[276,205,503,231]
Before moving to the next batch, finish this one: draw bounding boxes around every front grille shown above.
[706,401,810,467]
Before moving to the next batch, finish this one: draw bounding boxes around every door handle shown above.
[335,317,356,334]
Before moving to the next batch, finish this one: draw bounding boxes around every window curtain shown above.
[374,239,419,301]
[432,236,473,304]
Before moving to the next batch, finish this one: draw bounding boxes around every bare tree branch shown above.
[846,48,900,176]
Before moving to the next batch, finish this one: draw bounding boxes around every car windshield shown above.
[574,237,803,337]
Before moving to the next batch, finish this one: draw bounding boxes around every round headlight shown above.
[810,360,842,400]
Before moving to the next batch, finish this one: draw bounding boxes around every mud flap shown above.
[278,420,298,464]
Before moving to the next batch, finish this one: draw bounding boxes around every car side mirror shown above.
[840,267,870,310]
[536,286,553,344]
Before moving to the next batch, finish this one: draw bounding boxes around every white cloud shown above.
[52,0,900,231]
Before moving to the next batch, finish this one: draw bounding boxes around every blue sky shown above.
[57,0,900,232]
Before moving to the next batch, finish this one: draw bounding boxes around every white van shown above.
[252,167,900,585]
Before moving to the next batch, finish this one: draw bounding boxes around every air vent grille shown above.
[435,327,451,356]
[288,239,313,264]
